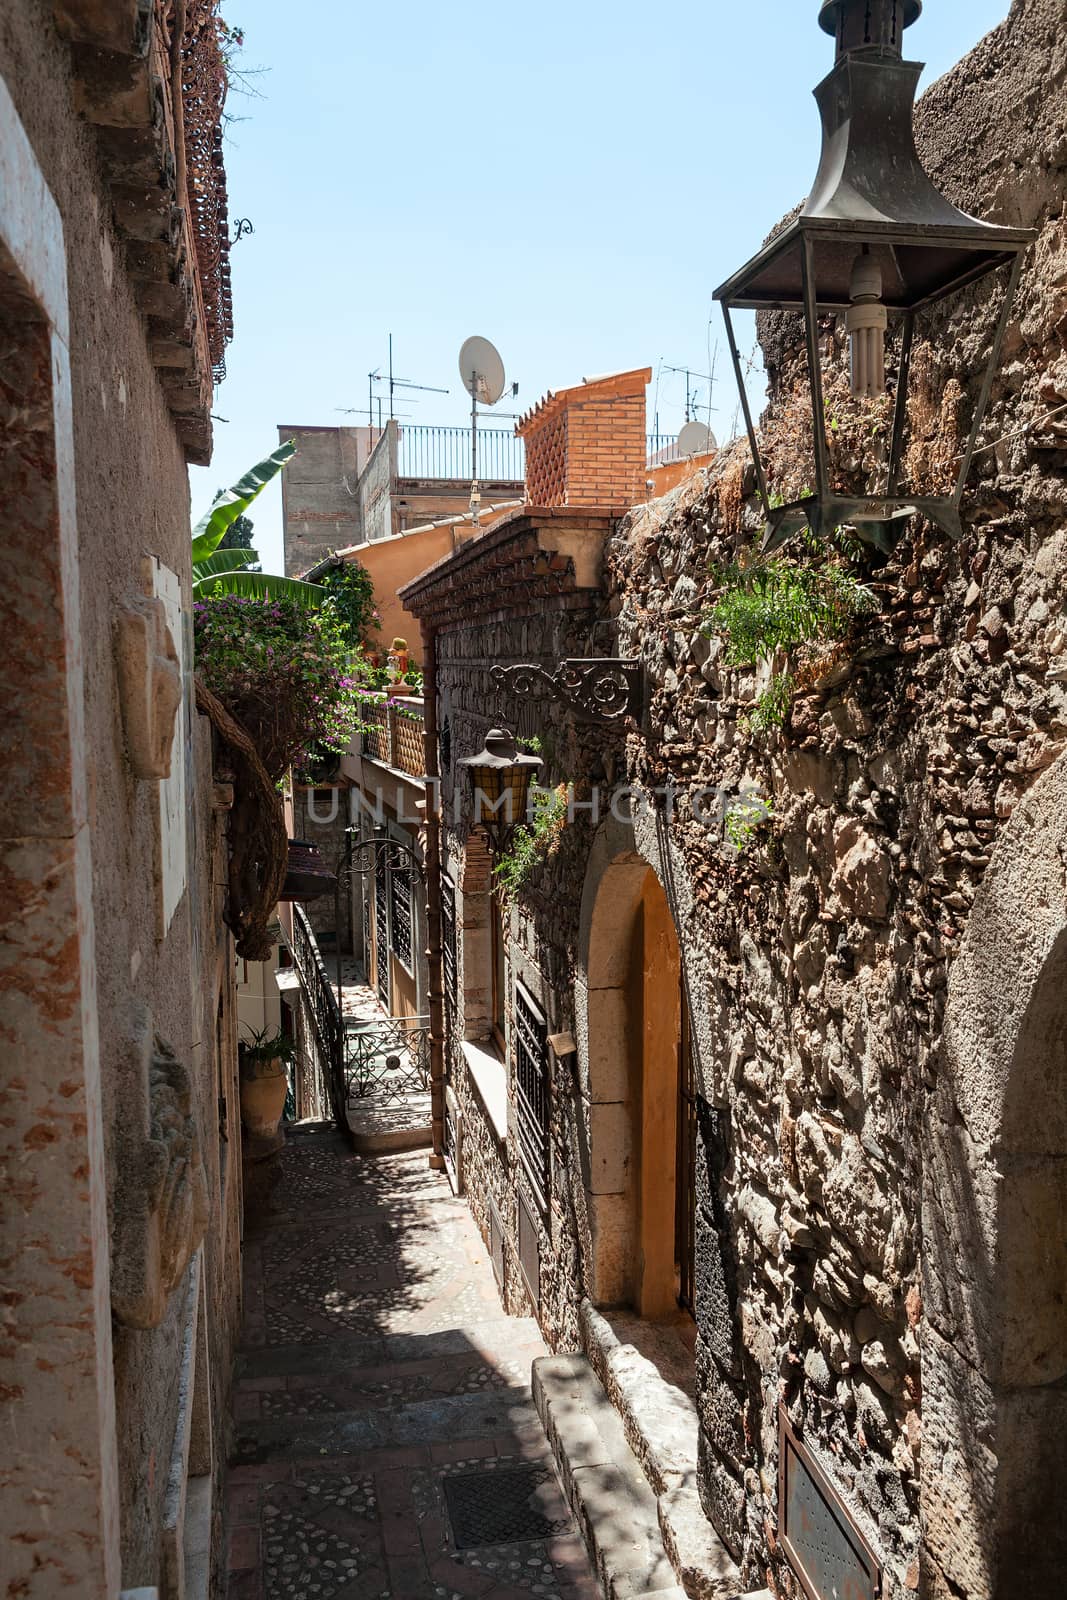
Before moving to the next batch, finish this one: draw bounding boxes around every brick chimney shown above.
[516,367,651,510]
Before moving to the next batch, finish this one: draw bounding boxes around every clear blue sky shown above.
[189,0,1010,572]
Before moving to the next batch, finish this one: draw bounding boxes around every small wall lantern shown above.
[715,0,1035,554]
[458,727,543,849]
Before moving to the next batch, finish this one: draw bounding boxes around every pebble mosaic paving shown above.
[227,1132,602,1600]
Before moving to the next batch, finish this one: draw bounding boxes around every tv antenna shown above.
[363,335,449,432]
[459,335,511,524]
[661,361,719,424]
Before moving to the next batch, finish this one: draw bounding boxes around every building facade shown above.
[398,8,1067,1597]
[1,4,244,1596]
[281,418,525,575]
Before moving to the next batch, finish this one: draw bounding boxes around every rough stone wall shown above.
[424,8,1064,1597]
[0,5,243,1592]
[602,3,1067,1593]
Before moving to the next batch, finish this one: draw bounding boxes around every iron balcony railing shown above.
[289,904,348,1134]
[395,425,525,483]
[344,1015,431,1105]
[385,425,704,481]
[648,432,691,464]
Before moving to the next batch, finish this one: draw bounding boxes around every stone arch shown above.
[922,748,1067,1599]
[576,816,684,1314]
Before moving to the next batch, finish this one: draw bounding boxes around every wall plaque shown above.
[778,1407,880,1600]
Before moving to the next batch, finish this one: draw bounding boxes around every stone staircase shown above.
[533,1303,765,1600]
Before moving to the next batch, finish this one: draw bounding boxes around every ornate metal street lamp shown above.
[715,0,1036,554]
[458,727,544,851]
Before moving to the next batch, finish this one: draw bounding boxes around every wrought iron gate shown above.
[344,1014,430,1104]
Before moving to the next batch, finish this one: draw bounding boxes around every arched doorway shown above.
[580,835,695,1321]
[923,751,1067,1598]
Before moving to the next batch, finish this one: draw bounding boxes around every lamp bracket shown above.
[761,493,962,556]
[489,658,642,724]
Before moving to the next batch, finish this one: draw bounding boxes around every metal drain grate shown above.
[443,1466,571,1549]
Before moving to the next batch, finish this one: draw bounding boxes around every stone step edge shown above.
[533,1354,678,1600]
[578,1304,742,1600]
[350,1123,432,1155]
[533,1355,742,1600]
[580,1300,699,1497]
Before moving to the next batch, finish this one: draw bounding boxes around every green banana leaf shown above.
[193,570,325,606]
[191,439,297,562]
[192,547,261,584]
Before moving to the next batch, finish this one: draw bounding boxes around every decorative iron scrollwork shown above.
[344,1016,431,1104]
[488,658,641,723]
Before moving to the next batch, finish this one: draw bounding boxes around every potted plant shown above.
[238,1026,296,1153]
[388,636,409,678]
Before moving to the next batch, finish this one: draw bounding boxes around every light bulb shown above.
[846,250,888,398]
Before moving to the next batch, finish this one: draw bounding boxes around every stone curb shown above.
[534,1354,743,1600]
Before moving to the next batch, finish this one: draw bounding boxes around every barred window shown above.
[441,873,457,1014]
[514,980,549,1214]
[390,861,414,974]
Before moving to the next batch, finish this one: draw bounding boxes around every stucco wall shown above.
[355,523,463,664]
[0,5,242,1592]
[279,424,366,575]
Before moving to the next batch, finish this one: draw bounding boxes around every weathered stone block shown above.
[830,820,893,921]
[695,1338,747,1466]
[583,1098,633,1195]
[110,1007,210,1329]
[695,1224,740,1379]
[697,1429,746,1558]
[579,983,632,1104]
[114,595,181,779]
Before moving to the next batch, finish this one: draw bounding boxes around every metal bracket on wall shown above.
[488,658,642,724]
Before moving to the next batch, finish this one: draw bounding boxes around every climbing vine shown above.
[703,553,878,731]
[494,785,569,899]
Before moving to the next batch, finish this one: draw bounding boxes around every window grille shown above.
[389,861,414,974]
[443,1091,461,1193]
[374,865,390,1006]
[441,873,457,1014]
[513,981,549,1214]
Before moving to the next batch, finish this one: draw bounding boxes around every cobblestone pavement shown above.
[227,1129,602,1600]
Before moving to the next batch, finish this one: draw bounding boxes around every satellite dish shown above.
[459,336,506,406]
[676,420,716,457]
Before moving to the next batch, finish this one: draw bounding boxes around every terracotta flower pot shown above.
[239,1057,289,1149]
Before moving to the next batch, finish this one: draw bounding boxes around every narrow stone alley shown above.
[225,1130,602,1600]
